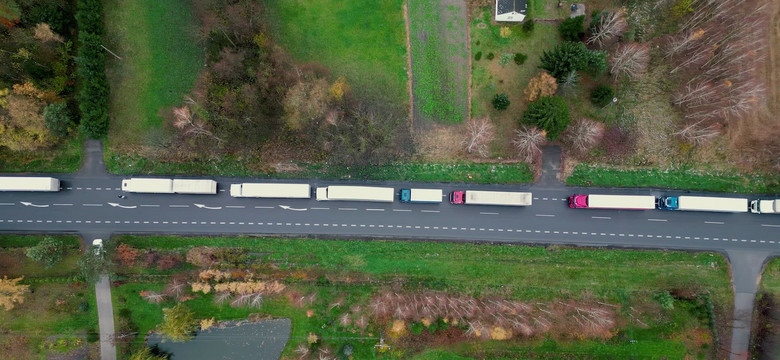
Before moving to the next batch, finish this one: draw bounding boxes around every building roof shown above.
[496,0,527,22]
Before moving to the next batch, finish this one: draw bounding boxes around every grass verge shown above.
[106,150,534,184]
[408,0,469,123]
[113,235,730,359]
[104,0,202,146]
[263,0,408,106]
[0,134,83,173]
[750,258,780,358]
[0,235,99,359]
[567,164,780,194]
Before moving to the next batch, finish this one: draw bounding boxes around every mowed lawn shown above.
[408,0,469,124]
[263,0,408,106]
[0,236,99,359]
[104,0,202,147]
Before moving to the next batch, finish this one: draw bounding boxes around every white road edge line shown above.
[704,221,724,225]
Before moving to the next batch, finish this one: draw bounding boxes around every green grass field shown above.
[0,134,83,173]
[408,0,469,124]
[263,0,408,107]
[104,0,202,146]
[0,235,99,359]
[114,235,729,359]
[567,164,780,194]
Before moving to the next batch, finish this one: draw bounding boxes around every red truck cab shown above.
[568,194,588,208]
[450,191,465,204]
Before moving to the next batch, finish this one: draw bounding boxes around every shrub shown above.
[486,52,495,60]
[116,243,140,267]
[475,51,482,61]
[156,254,182,271]
[521,96,570,140]
[140,251,158,268]
[514,53,528,65]
[410,322,424,335]
[79,301,89,313]
[26,237,65,268]
[186,247,219,267]
[522,19,535,33]
[559,15,585,41]
[499,53,513,66]
[539,41,608,80]
[43,103,72,137]
[653,291,675,310]
[590,85,615,107]
[492,93,510,110]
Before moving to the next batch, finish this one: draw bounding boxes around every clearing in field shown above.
[112,235,730,359]
[104,0,203,147]
[263,0,408,107]
[0,236,99,359]
[408,0,470,125]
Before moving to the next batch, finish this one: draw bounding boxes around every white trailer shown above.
[464,190,532,206]
[750,199,780,214]
[400,188,443,203]
[315,186,394,203]
[171,179,217,194]
[0,176,60,192]
[230,183,311,198]
[675,196,748,213]
[576,194,655,210]
[122,178,217,194]
[122,178,174,193]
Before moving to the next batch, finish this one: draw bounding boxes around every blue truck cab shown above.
[400,189,412,203]
[657,196,678,210]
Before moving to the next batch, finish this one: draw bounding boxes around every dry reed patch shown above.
[413,124,465,161]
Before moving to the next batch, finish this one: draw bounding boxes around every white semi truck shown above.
[450,190,532,206]
[315,185,394,203]
[122,178,217,194]
[750,199,779,214]
[568,194,655,210]
[657,195,748,213]
[230,183,311,198]
[0,176,60,192]
[399,188,443,203]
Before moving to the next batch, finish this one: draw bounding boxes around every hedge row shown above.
[76,0,109,138]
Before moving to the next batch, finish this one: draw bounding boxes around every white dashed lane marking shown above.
[648,219,667,222]
[705,221,724,225]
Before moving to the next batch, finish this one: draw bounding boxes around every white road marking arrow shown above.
[194,203,223,210]
[108,202,138,209]
[279,205,307,211]
[20,201,49,208]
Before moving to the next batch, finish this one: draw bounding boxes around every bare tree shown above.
[610,43,650,79]
[512,126,547,162]
[462,116,495,158]
[587,9,627,47]
[165,280,187,300]
[143,291,166,304]
[676,120,722,144]
[214,292,232,305]
[172,96,224,144]
[565,118,605,153]
[556,71,580,97]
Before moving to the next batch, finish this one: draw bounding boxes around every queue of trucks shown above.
[0,176,778,214]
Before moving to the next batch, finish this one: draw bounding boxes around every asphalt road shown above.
[1,142,778,360]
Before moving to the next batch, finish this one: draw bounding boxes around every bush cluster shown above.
[559,15,585,41]
[590,85,615,107]
[76,0,109,138]
[540,42,608,80]
[521,96,570,140]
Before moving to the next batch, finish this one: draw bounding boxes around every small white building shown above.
[495,0,527,22]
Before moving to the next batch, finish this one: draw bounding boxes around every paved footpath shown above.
[96,274,116,360]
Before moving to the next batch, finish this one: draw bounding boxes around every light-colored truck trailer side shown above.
[568,194,655,210]
[315,186,394,202]
[399,188,443,203]
[172,179,217,194]
[451,190,532,206]
[750,199,779,214]
[122,178,217,194]
[230,183,311,198]
[657,195,748,213]
[0,176,60,192]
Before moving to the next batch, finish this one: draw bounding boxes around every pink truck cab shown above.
[450,191,465,204]
[568,194,588,208]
